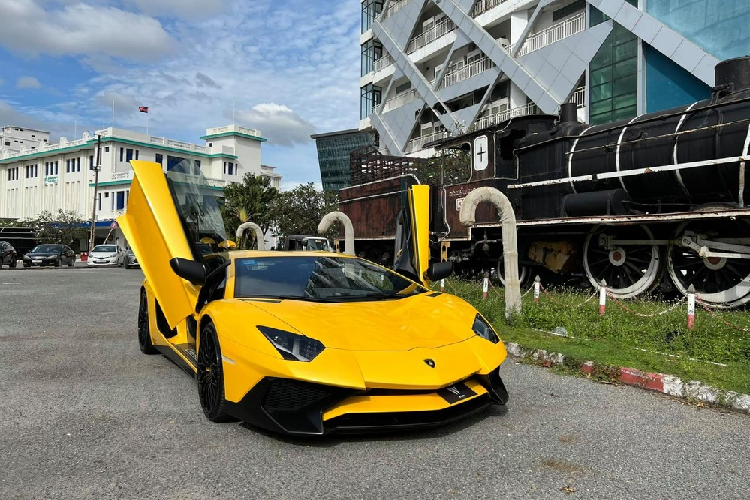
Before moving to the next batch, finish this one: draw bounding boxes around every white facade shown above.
[0,124,272,228]
[1,126,50,154]
[359,0,719,156]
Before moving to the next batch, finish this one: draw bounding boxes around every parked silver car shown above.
[124,248,140,269]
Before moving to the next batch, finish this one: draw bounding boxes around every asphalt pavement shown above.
[0,267,748,499]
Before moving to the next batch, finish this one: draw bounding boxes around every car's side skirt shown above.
[154,342,197,376]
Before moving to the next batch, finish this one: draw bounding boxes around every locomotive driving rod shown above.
[458,187,521,318]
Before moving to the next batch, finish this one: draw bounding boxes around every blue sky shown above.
[0,0,361,189]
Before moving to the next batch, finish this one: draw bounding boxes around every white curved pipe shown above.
[235,221,264,250]
[459,187,521,318]
[318,211,355,256]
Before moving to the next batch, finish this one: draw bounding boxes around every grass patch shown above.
[436,280,750,395]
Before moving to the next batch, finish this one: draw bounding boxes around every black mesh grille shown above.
[263,379,342,411]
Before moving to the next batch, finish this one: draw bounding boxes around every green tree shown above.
[268,183,339,237]
[22,210,89,249]
[220,174,278,243]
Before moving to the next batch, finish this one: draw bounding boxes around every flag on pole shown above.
[139,106,149,113]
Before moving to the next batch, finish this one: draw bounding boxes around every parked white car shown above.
[87,245,125,267]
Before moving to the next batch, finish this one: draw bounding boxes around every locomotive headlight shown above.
[257,325,325,362]
[472,314,499,344]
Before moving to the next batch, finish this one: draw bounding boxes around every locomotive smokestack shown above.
[714,56,750,92]
[559,102,578,123]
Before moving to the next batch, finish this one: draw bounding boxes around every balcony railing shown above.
[571,87,586,108]
[381,0,410,21]
[511,11,586,57]
[406,17,457,54]
[374,53,395,72]
[404,130,450,153]
[470,0,509,17]
[439,56,495,89]
[469,102,540,132]
[381,88,418,113]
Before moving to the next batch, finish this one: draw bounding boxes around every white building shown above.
[1,126,50,154]
[0,124,276,247]
[359,0,724,156]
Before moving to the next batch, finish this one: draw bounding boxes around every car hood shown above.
[241,292,477,351]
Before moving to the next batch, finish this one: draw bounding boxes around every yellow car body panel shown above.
[322,379,489,420]
[117,160,198,329]
[409,185,431,286]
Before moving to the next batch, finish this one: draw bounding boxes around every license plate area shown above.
[437,382,476,404]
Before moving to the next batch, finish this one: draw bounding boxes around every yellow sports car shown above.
[118,160,508,435]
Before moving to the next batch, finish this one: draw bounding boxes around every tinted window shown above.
[234,256,424,301]
[93,245,118,252]
[32,245,62,253]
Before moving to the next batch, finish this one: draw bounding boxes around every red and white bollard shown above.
[440,278,445,292]
[482,273,489,300]
[687,284,696,330]
[534,275,541,304]
[599,280,607,315]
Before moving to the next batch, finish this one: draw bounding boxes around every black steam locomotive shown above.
[340,57,750,308]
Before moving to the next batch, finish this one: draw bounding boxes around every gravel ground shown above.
[0,267,748,500]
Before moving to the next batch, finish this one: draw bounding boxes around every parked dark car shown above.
[23,244,76,267]
[0,240,18,268]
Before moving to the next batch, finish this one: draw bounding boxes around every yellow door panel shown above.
[409,184,431,286]
[117,160,198,329]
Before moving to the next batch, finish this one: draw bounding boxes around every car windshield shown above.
[234,256,426,302]
[31,245,61,253]
[303,238,331,251]
[93,245,117,252]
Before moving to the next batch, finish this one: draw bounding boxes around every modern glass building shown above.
[359,0,750,156]
[312,129,376,191]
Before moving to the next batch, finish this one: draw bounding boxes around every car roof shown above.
[229,250,352,260]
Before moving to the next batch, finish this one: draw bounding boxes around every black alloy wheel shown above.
[197,322,230,422]
[137,289,158,354]
[9,258,16,268]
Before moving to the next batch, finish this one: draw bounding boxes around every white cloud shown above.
[236,103,316,147]
[0,0,175,61]
[126,0,226,20]
[17,77,42,89]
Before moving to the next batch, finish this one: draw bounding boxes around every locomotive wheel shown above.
[497,254,529,288]
[667,219,750,308]
[583,225,661,298]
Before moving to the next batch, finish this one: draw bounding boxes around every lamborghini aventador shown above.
[118,159,509,436]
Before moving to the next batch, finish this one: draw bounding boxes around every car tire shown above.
[137,289,158,355]
[197,321,230,422]
[9,258,17,268]
[23,262,30,268]
[54,259,61,268]
[68,258,74,267]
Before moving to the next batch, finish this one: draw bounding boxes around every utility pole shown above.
[88,135,102,252]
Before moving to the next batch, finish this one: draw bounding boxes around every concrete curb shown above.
[504,342,750,414]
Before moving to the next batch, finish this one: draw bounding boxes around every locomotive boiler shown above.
[339,56,750,308]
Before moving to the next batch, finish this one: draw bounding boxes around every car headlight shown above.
[257,326,325,362]
[472,314,499,344]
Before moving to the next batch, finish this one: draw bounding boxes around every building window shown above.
[116,191,125,210]
[223,162,227,174]
[361,39,383,76]
[55,161,58,175]
[155,153,163,165]
[195,159,201,169]
[89,155,94,170]
[167,155,186,171]
[360,84,382,119]
[361,0,383,33]
[119,147,124,162]
[135,150,139,160]
[97,193,101,211]
[34,164,38,177]
[76,157,81,172]
[105,146,110,153]
[125,149,134,162]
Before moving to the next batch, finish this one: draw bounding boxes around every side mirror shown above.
[426,261,453,282]
[170,258,206,286]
